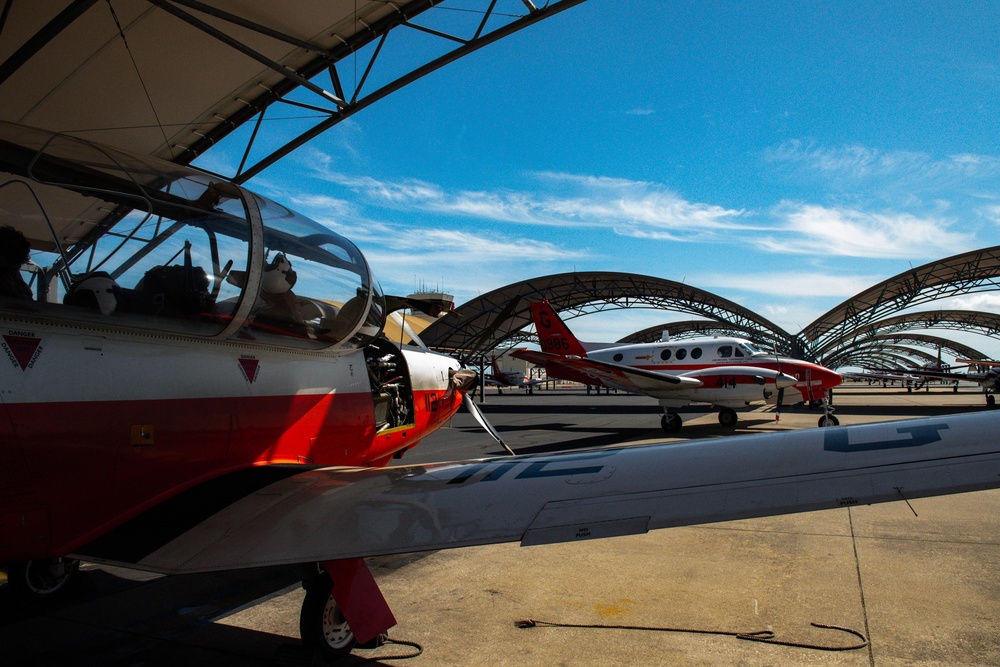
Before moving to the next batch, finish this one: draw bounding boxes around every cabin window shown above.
[717,345,733,357]
[735,347,746,357]
[660,349,671,361]
[691,347,703,359]
[676,348,687,360]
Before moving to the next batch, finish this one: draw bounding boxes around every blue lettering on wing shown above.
[445,452,613,485]
[824,423,950,452]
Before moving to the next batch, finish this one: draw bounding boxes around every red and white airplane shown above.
[512,301,844,432]
[0,122,486,646]
[484,356,545,394]
[5,126,1000,665]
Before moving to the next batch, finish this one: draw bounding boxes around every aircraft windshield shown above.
[0,122,385,351]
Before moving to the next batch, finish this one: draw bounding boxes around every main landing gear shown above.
[661,411,682,433]
[299,560,395,662]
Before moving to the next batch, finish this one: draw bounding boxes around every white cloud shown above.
[765,140,1000,182]
[308,160,745,238]
[755,203,971,258]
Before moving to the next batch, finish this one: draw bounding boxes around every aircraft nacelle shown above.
[0,123,471,565]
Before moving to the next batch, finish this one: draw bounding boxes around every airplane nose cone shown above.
[776,372,798,389]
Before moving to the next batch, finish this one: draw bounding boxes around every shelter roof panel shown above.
[0,0,583,176]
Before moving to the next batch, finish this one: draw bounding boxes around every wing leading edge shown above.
[80,411,1000,575]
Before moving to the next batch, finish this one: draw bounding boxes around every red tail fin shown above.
[529,301,588,357]
[491,356,503,376]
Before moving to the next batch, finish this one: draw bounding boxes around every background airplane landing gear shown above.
[661,412,682,433]
[718,408,738,428]
[6,557,80,603]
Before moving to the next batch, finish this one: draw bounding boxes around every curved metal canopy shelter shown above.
[814,310,1000,363]
[419,271,795,359]
[799,245,1000,356]
[0,0,582,180]
[824,334,991,371]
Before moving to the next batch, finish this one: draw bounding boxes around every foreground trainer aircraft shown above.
[512,301,844,432]
[484,356,545,394]
[0,122,479,627]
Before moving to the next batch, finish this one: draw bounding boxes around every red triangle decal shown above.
[238,357,260,384]
[3,335,41,371]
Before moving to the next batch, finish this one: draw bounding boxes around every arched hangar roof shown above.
[800,245,1000,355]
[814,310,1000,365]
[823,333,991,370]
[0,0,582,181]
[419,271,795,359]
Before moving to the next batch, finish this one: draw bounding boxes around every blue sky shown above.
[199,0,1000,357]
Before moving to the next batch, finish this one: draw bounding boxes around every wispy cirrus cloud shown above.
[764,140,1000,184]
[755,203,972,258]
[307,154,746,240]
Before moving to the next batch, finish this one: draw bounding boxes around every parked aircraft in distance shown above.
[484,356,545,393]
[902,358,1000,406]
[842,369,919,386]
[512,301,843,432]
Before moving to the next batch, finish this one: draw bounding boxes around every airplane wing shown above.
[511,349,702,395]
[74,411,1000,575]
[900,369,973,382]
[842,370,917,383]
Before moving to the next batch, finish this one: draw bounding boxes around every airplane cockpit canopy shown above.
[0,122,385,351]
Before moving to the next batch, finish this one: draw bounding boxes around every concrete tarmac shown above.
[3,384,999,666]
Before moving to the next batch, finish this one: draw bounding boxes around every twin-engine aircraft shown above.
[512,301,844,431]
[484,356,545,394]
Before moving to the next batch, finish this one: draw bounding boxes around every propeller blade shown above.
[463,393,515,455]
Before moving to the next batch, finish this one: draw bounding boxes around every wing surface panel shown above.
[88,411,1000,575]
[511,349,701,394]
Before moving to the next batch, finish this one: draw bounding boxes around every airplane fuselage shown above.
[0,318,465,563]
[583,337,841,408]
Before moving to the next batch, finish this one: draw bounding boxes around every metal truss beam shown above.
[171,0,587,182]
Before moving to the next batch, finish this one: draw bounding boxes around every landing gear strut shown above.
[817,397,839,427]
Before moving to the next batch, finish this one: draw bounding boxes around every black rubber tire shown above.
[818,414,840,427]
[660,412,683,433]
[718,409,738,428]
[299,575,357,660]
